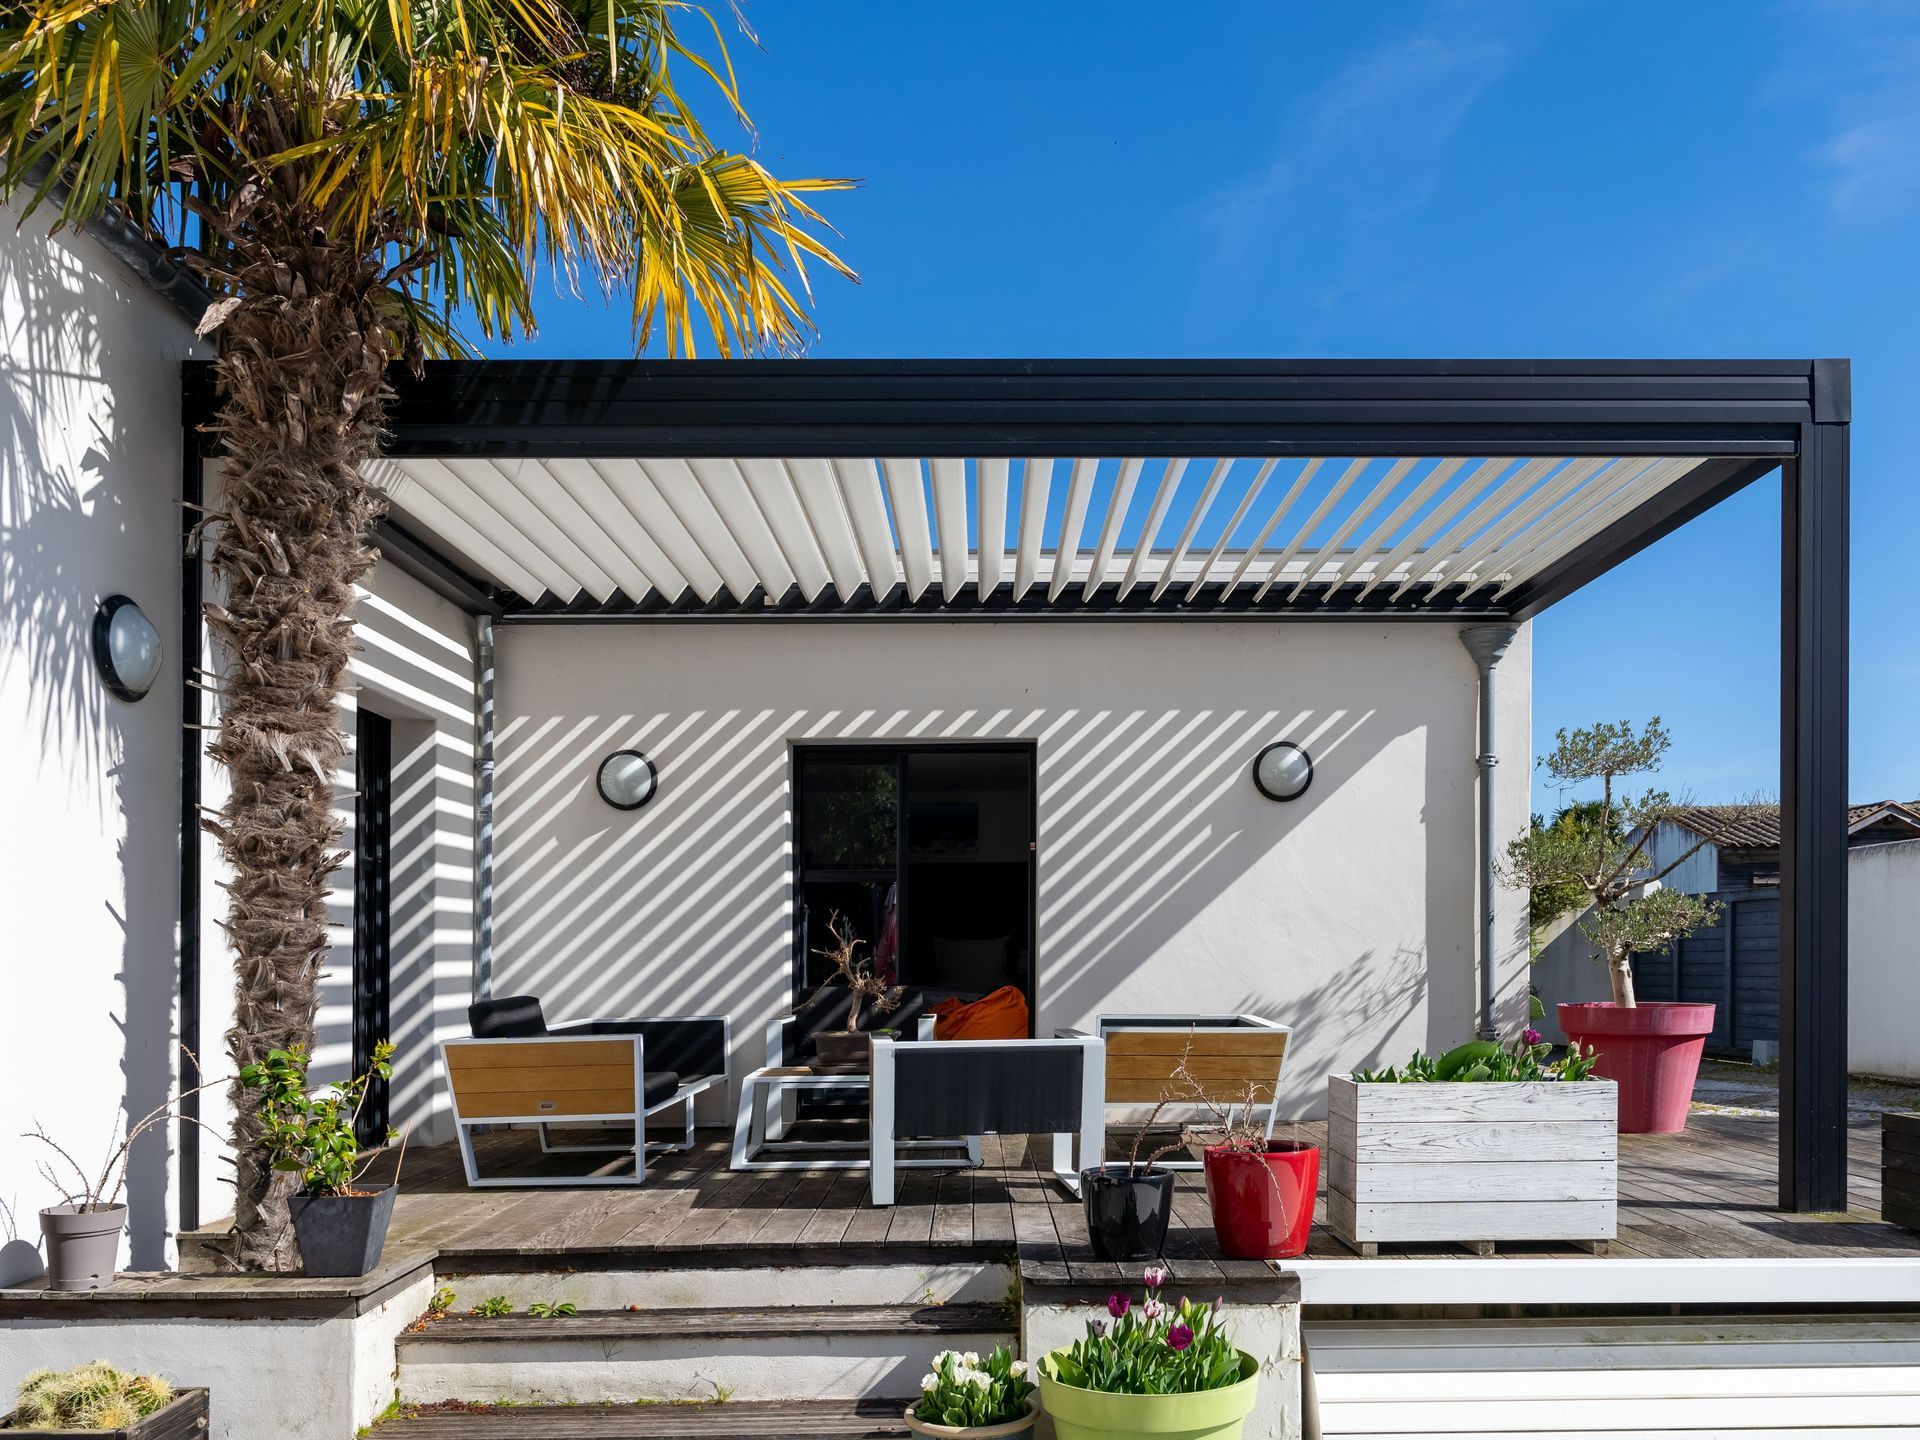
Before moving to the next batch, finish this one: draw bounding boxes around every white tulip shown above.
[920,1374,938,1391]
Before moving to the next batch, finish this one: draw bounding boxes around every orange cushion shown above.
[933,985,1030,1041]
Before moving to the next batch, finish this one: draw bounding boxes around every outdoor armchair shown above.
[867,1034,1105,1206]
[443,996,730,1187]
[1070,1012,1291,1171]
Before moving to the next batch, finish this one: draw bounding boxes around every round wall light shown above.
[596,749,659,811]
[92,594,163,702]
[1252,741,1313,802]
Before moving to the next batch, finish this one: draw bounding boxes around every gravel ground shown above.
[1690,1057,1920,1119]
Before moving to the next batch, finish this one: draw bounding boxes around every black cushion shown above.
[564,1017,728,1081]
[643,1070,682,1106]
[470,994,547,1038]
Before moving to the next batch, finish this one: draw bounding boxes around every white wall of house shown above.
[0,200,203,1283]
[487,619,1533,1121]
[1847,839,1920,1081]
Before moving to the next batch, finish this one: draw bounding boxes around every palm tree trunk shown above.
[201,244,391,1270]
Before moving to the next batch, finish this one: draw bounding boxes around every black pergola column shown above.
[1779,361,1851,1213]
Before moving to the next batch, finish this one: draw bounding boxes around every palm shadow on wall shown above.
[0,222,183,1269]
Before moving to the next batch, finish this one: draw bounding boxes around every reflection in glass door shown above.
[791,745,1035,1023]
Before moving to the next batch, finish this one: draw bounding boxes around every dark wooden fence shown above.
[1631,890,1782,1056]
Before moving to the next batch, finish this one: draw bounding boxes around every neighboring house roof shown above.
[1667,801,1920,850]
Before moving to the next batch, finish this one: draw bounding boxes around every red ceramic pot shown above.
[1559,1001,1715,1134]
[1202,1141,1319,1259]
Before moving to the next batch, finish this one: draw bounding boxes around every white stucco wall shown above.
[489,620,1532,1120]
[1848,839,1920,1081]
[0,200,203,1283]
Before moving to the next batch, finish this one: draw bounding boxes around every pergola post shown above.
[1779,361,1851,1213]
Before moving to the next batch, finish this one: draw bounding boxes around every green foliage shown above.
[426,1286,456,1316]
[0,0,853,359]
[1044,1277,1246,1397]
[911,1345,1035,1429]
[472,1296,514,1318]
[1354,1037,1600,1084]
[1525,802,1621,931]
[526,1301,578,1318]
[237,1042,395,1198]
[14,1362,175,1430]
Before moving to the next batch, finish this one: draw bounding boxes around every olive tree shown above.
[1498,718,1759,1007]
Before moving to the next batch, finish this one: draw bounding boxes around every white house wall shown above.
[0,200,203,1282]
[489,620,1532,1120]
[1848,839,1920,1081]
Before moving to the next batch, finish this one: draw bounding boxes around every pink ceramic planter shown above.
[1559,1001,1716,1133]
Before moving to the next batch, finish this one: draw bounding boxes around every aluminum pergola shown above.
[179,357,1853,1214]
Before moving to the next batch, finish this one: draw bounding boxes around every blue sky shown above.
[479,0,1919,812]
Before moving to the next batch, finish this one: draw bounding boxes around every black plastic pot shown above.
[288,1185,396,1277]
[1079,1164,1174,1260]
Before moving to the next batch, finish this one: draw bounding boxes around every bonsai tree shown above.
[812,912,901,1035]
[1498,718,1759,1007]
[2,0,850,1268]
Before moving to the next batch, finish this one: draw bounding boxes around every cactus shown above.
[12,1361,176,1430]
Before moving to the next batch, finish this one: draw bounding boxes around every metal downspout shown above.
[1460,624,1517,1040]
[473,614,496,1000]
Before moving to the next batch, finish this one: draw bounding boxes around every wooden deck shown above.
[367,1108,1918,1278]
[5,1109,1913,1319]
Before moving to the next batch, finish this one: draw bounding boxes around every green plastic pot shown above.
[1036,1351,1261,1440]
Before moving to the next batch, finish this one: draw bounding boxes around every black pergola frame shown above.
[177,357,1852,1217]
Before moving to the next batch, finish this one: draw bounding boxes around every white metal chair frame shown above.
[1083,1013,1291,1173]
[442,1021,730,1188]
[868,1034,1106,1206]
[752,1010,937,1151]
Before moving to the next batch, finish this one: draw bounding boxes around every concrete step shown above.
[396,1303,1015,1405]
[432,1260,1013,1312]
[379,1399,910,1437]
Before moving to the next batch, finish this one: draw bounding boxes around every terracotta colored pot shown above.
[1559,1001,1715,1134]
[1202,1142,1318,1259]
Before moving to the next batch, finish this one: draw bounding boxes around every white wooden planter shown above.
[1326,1075,1617,1255]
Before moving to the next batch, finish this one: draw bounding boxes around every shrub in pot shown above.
[1499,719,1758,1133]
[239,1040,402,1277]
[1038,1268,1260,1440]
[808,910,904,1070]
[8,1361,208,1436]
[905,1345,1038,1437]
[23,1073,222,1291]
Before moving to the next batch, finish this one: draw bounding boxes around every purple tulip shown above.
[1167,1324,1194,1352]
[1522,1027,1543,1045]
[1107,1292,1130,1319]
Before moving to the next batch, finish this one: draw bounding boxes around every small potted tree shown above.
[6,1362,208,1437]
[238,1041,402,1277]
[809,912,903,1068]
[1190,1082,1318,1262]
[1500,718,1757,1133]
[23,1069,222,1291]
[1079,1113,1181,1263]
[1038,1267,1260,1440]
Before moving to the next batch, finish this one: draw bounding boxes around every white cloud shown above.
[1775,0,1920,223]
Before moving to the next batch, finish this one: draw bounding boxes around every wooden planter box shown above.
[2,1388,208,1439]
[1885,1112,1920,1231]
[1326,1076,1617,1254]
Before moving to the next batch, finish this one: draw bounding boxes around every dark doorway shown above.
[352,706,392,1144]
[793,745,1036,1027]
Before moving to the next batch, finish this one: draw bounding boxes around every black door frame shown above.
[353,706,393,1144]
[791,741,1038,1032]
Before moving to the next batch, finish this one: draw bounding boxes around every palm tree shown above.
[2,0,851,1268]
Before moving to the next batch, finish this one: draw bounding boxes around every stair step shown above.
[381,1399,909,1437]
[397,1304,1016,1406]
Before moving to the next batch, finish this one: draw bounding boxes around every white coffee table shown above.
[730,1064,980,1172]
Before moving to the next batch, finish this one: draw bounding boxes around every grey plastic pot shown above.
[39,1202,126,1291]
[288,1185,396,1277]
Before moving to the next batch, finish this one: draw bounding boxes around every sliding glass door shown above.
[792,745,1035,1023]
